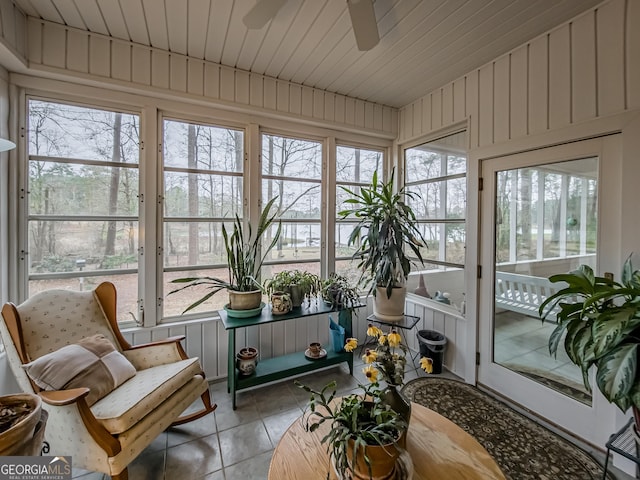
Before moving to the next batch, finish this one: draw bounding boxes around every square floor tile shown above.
[165,434,222,478]
[262,407,303,447]
[218,419,273,467]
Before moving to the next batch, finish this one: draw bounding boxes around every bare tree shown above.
[104,113,122,257]
[188,124,199,265]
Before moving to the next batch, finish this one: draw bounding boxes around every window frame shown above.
[21,94,144,326]
[15,85,392,326]
[402,129,468,270]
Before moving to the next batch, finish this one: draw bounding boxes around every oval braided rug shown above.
[402,377,612,480]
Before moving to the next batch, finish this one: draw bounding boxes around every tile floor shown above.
[71,345,634,480]
[71,355,433,480]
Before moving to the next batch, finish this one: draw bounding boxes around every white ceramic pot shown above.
[373,286,406,321]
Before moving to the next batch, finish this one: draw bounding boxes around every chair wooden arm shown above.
[39,388,121,456]
[39,388,90,406]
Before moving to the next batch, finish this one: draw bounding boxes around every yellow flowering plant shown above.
[362,324,433,386]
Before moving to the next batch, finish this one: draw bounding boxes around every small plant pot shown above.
[271,291,293,315]
[236,347,259,376]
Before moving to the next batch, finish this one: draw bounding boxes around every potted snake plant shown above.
[539,256,640,428]
[170,197,282,313]
[339,170,427,321]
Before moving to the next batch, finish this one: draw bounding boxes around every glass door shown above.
[478,136,619,444]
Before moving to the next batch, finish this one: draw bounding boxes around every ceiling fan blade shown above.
[243,0,288,29]
[347,0,380,51]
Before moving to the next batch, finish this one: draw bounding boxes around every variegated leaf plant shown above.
[539,257,640,412]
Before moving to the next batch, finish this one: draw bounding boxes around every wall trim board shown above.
[399,120,469,151]
[10,73,395,148]
[397,0,636,148]
[24,18,398,140]
[467,108,640,162]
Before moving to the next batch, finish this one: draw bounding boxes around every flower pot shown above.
[346,437,400,480]
[0,393,44,456]
[373,286,406,321]
[236,346,259,376]
[287,285,304,308]
[228,289,262,310]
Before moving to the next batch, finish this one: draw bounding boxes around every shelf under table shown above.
[235,349,352,389]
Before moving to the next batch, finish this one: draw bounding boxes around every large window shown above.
[21,97,387,324]
[261,133,323,280]
[335,145,383,284]
[162,119,244,317]
[26,99,140,322]
[404,131,467,309]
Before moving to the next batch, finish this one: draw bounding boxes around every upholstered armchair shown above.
[0,282,216,480]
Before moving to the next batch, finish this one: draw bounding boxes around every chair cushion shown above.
[90,357,202,434]
[22,334,137,406]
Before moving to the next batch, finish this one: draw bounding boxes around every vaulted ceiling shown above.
[13,0,602,108]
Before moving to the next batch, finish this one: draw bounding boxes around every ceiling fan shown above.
[243,0,380,51]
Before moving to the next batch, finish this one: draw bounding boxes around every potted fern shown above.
[539,257,640,426]
[339,170,427,321]
[170,198,282,313]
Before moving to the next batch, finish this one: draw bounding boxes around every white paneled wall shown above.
[120,296,467,383]
[399,0,640,146]
[0,0,27,64]
[404,298,466,379]
[25,19,397,138]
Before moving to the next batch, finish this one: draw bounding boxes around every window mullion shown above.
[324,137,336,278]
[142,105,158,327]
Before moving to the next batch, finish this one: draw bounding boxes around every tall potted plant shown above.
[539,257,640,425]
[170,197,282,313]
[339,170,427,321]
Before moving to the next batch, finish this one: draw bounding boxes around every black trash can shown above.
[417,330,447,374]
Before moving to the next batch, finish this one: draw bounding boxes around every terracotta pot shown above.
[0,393,43,456]
[228,289,262,310]
[373,286,406,321]
[346,437,400,480]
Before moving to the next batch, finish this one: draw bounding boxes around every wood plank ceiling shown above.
[13,0,603,108]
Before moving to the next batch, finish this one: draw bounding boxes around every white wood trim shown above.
[398,0,636,146]
[25,18,397,139]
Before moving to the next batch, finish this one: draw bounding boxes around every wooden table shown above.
[268,401,505,480]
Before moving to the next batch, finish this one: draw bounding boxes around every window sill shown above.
[406,293,466,320]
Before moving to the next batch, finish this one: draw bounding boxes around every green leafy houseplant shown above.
[295,379,407,479]
[263,270,321,307]
[338,170,427,298]
[539,257,640,414]
[320,273,361,312]
[170,197,282,313]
